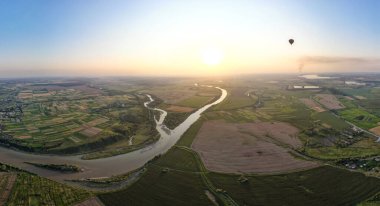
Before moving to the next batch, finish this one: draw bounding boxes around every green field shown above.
[98,147,212,206]
[339,87,380,116]
[205,108,258,123]
[209,166,380,206]
[176,96,214,108]
[339,108,380,129]
[150,147,200,172]
[312,111,350,130]
[213,87,257,110]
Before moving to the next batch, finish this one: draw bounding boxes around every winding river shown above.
[0,86,227,181]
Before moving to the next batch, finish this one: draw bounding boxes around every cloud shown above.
[298,56,380,72]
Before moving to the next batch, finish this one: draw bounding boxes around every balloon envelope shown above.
[289,39,294,45]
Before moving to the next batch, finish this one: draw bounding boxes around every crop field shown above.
[299,98,325,112]
[98,147,212,206]
[7,173,91,206]
[205,87,315,127]
[315,94,345,110]
[190,79,377,164]
[174,86,220,109]
[256,91,314,129]
[0,172,16,205]
[144,85,197,104]
[311,111,349,130]
[0,80,156,155]
[208,166,380,206]
[2,76,380,206]
[4,172,91,206]
[339,87,380,116]
[151,147,200,172]
[98,76,380,205]
[205,108,259,123]
[213,87,257,110]
[150,84,220,129]
[176,95,214,108]
[339,108,380,129]
[165,105,194,113]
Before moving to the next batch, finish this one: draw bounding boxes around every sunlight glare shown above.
[201,47,224,66]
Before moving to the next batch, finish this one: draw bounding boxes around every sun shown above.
[201,47,224,66]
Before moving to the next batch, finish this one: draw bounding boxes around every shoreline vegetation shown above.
[25,162,82,173]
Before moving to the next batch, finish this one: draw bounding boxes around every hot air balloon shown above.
[289,39,294,45]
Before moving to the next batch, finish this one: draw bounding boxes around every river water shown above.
[0,86,227,181]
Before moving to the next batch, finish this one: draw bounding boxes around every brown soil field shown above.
[192,121,318,174]
[369,126,380,136]
[69,118,108,134]
[17,92,33,99]
[300,98,326,112]
[0,173,17,206]
[166,105,194,113]
[87,118,109,127]
[80,127,102,137]
[315,94,345,110]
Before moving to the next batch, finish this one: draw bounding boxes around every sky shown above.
[0,0,379,77]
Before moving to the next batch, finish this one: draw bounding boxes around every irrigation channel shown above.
[0,86,228,182]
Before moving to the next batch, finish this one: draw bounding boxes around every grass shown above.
[152,147,200,172]
[213,87,257,111]
[358,192,380,206]
[312,111,350,130]
[99,166,212,206]
[258,94,314,129]
[176,96,213,108]
[208,166,380,206]
[339,108,380,129]
[176,118,205,147]
[339,87,380,117]
[98,147,212,206]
